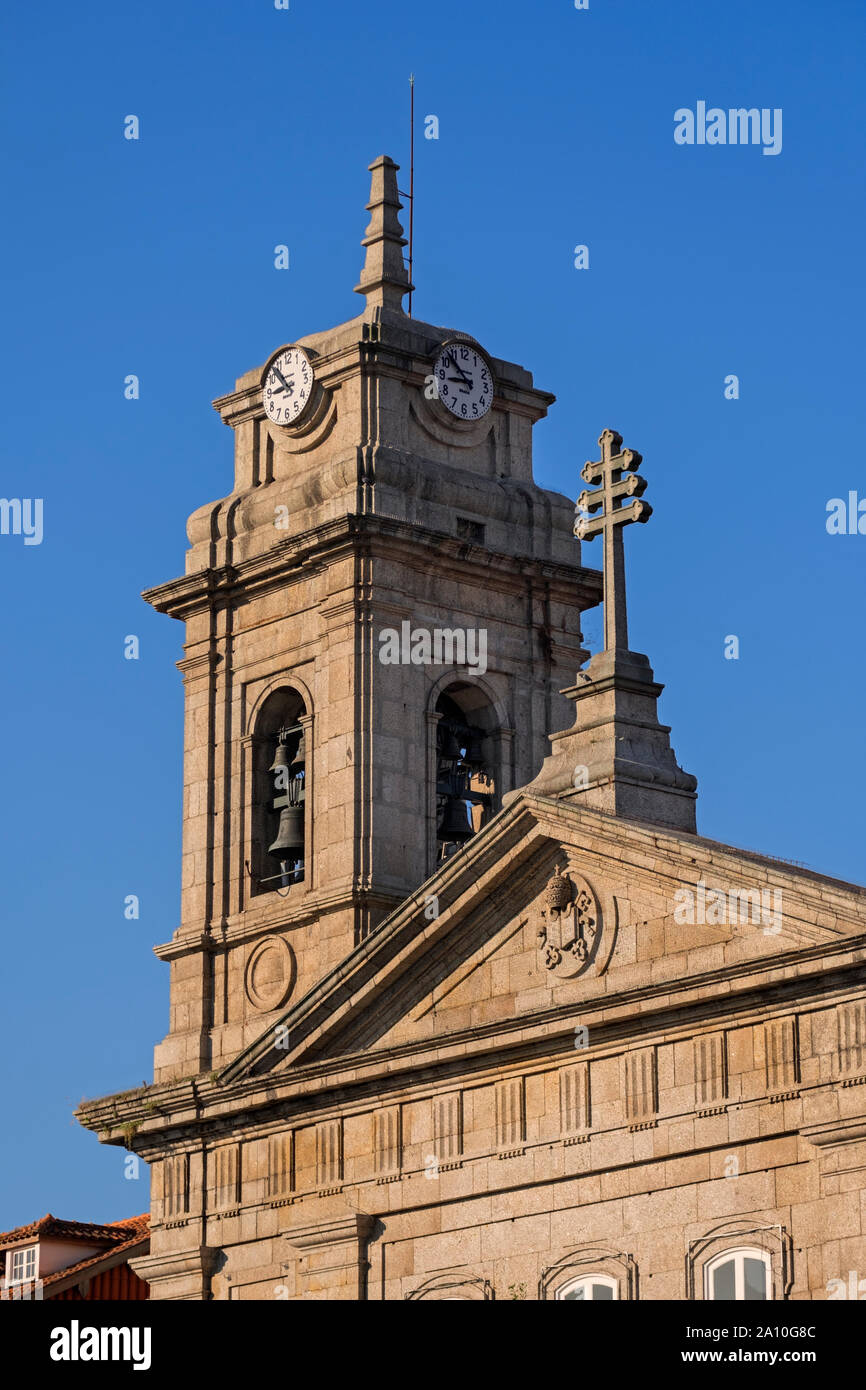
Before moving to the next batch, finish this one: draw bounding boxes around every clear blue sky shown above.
[1,0,863,1229]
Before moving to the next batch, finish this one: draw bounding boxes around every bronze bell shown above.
[291,731,306,768]
[466,732,485,767]
[440,727,463,761]
[438,795,473,842]
[269,740,291,774]
[268,804,304,859]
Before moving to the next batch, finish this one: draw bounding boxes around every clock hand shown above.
[446,353,472,385]
[447,376,473,394]
[273,367,294,395]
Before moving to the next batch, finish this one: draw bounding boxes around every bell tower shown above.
[146,154,602,1082]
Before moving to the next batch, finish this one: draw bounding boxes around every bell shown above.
[268,804,304,859]
[437,795,473,843]
[269,740,291,774]
[290,731,306,768]
[466,732,485,767]
[439,727,462,761]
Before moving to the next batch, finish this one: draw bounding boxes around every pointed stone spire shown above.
[354,155,412,313]
[508,429,698,833]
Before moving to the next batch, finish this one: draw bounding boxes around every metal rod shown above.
[408,73,415,317]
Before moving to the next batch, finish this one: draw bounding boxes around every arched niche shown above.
[250,686,309,896]
[429,678,509,871]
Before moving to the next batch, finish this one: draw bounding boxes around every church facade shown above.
[78,156,866,1302]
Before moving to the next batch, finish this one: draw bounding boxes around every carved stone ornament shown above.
[536,867,600,979]
[244,935,296,1013]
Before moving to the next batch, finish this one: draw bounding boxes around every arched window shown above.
[705,1248,770,1301]
[556,1274,617,1301]
[539,1247,637,1301]
[406,1273,493,1301]
[251,688,307,895]
[686,1221,790,1301]
[434,686,498,863]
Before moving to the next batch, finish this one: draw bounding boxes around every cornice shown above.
[78,951,866,1152]
[141,515,602,622]
[154,886,405,961]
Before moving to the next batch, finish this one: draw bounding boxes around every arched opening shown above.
[251,687,307,895]
[556,1273,618,1301]
[704,1247,771,1301]
[434,684,498,863]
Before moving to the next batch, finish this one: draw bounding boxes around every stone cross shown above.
[574,428,652,652]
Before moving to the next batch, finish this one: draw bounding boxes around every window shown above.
[539,1247,636,1301]
[406,1273,493,1301]
[705,1248,770,1301]
[687,1221,790,1301]
[8,1246,37,1285]
[556,1274,617,1301]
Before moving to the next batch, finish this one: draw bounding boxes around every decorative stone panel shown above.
[212,1143,240,1212]
[764,1016,799,1097]
[837,999,866,1082]
[624,1047,658,1130]
[162,1154,189,1223]
[373,1105,402,1181]
[315,1119,343,1192]
[559,1062,591,1141]
[432,1091,463,1167]
[495,1076,526,1154]
[268,1132,294,1203]
[695,1032,728,1114]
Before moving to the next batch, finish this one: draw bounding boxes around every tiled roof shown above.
[0,1213,149,1249]
[0,1214,149,1299]
[40,1220,150,1291]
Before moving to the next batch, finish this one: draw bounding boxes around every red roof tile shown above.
[39,1223,150,1291]
[0,1215,149,1300]
[0,1213,149,1249]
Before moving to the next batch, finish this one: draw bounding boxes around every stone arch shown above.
[248,684,310,896]
[246,670,315,737]
[405,1272,494,1301]
[686,1219,793,1301]
[426,673,512,872]
[539,1244,638,1301]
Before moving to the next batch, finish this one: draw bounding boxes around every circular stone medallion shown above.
[244,936,296,1012]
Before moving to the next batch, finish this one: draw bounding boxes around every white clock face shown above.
[432,343,493,421]
[263,346,314,426]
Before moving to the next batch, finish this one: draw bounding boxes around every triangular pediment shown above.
[220,795,866,1084]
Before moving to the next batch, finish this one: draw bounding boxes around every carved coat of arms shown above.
[535,867,600,979]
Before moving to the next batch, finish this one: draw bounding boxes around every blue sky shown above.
[0,0,863,1229]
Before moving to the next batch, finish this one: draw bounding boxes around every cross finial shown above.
[574,429,652,652]
[353,154,413,313]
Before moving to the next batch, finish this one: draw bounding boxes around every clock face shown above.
[432,343,493,421]
[262,346,314,426]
